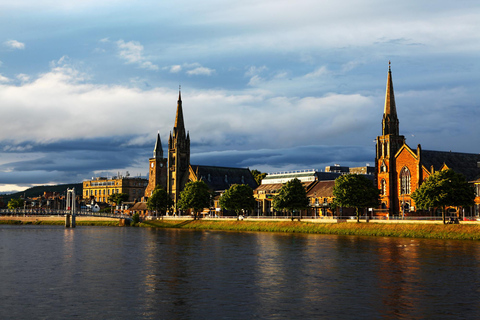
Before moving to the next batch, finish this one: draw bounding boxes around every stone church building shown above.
[143,91,257,213]
[376,65,480,218]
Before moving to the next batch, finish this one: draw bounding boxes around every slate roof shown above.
[306,180,335,197]
[421,150,480,181]
[190,165,258,191]
[255,181,315,194]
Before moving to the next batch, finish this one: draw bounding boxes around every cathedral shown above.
[144,91,257,212]
[375,64,480,217]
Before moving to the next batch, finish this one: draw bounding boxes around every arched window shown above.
[400,167,411,195]
[381,179,387,195]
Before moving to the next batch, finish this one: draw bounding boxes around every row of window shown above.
[85,189,120,197]
[91,181,116,187]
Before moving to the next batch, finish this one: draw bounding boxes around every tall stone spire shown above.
[174,89,185,139]
[382,61,399,136]
[168,88,190,212]
[153,132,163,158]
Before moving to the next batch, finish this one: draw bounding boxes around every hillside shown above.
[1,183,83,204]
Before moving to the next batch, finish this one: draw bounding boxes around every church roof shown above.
[421,150,480,181]
[190,165,258,191]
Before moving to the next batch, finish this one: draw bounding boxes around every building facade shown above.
[83,176,148,203]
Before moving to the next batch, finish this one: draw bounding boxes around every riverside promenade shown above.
[2,214,480,225]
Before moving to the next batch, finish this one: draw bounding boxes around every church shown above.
[143,91,257,213]
[375,64,480,218]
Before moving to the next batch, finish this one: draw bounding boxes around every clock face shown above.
[151,163,154,168]
[160,163,164,168]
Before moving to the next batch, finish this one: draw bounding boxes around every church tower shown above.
[144,132,168,198]
[168,90,191,210]
[376,63,405,215]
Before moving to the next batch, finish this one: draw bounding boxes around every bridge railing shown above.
[0,209,132,219]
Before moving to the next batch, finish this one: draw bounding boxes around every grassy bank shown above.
[0,219,120,227]
[140,219,480,241]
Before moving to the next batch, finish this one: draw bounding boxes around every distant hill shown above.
[1,183,83,204]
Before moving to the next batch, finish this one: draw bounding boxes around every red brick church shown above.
[375,64,480,218]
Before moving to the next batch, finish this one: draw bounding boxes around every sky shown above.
[0,0,479,193]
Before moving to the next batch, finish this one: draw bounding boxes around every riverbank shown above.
[3,216,480,240]
[140,219,480,241]
[0,216,120,226]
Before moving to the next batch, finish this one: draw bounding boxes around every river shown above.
[1,225,479,319]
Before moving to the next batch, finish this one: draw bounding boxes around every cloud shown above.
[16,74,30,82]
[4,40,25,49]
[0,74,10,83]
[186,66,215,76]
[245,66,268,77]
[116,39,159,70]
[191,145,374,173]
[169,65,182,73]
[304,66,329,78]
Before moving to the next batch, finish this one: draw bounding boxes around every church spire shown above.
[382,61,399,136]
[153,131,163,158]
[174,88,185,138]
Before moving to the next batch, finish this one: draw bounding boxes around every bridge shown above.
[0,209,132,227]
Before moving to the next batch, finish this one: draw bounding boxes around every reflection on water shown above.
[1,225,480,319]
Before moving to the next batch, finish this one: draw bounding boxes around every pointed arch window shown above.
[400,167,411,195]
[381,161,387,172]
[381,179,387,195]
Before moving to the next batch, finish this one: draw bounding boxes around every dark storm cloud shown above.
[191,145,374,171]
[0,136,152,189]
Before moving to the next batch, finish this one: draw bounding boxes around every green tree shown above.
[251,169,267,186]
[332,174,380,222]
[219,184,256,219]
[411,169,475,224]
[177,181,211,220]
[272,178,309,220]
[7,198,24,210]
[147,186,173,216]
[107,193,129,205]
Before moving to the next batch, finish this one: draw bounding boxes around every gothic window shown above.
[381,161,387,172]
[381,179,387,195]
[400,167,411,195]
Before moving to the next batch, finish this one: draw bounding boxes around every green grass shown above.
[140,220,480,240]
[4,218,480,240]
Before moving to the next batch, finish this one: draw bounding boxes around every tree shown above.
[107,193,129,205]
[177,181,211,220]
[272,178,309,220]
[411,169,475,224]
[7,198,24,210]
[332,174,380,222]
[147,186,173,216]
[219,184,256,219]
[251,169,267,186]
